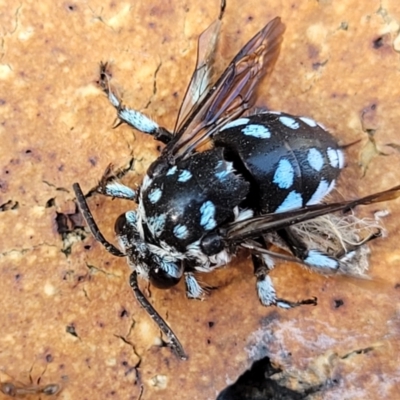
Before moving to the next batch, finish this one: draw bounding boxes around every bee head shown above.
[115,211,184,289]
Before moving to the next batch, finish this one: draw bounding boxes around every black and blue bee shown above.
[73,1,400,359]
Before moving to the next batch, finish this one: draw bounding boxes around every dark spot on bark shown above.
[66,324,79,338]
[120,308,129,318]
[373,36,384,49]
[0,200,18,211]
[334,299,344,308]
[45,198,55,208]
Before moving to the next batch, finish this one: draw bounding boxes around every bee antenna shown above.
[129,271,188,360]
[73,183,125,257]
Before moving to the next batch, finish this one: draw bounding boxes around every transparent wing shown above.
[221,185,400,243]
[174,1,225,133]
[165,16,286,161]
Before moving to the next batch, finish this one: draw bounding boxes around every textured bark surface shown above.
[0,0,400,399]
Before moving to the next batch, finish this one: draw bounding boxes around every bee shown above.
[73,0,400,359]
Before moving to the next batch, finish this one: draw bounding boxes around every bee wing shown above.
[165,16,285,161]
[174,2,225,133]
[222,185,400,243]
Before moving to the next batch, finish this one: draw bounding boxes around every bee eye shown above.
[114,213,127,235]
[149,262,182,289]
[201,232,224,255]
[115,211,137,235]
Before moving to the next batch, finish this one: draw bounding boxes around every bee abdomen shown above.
[214,111,345,213]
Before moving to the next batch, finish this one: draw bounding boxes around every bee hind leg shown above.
[277,227,342,274]
[277,226,381,276]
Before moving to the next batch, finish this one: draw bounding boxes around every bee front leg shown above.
[99,62,173,144]
[96,164,138,202]
[184,272,207,300]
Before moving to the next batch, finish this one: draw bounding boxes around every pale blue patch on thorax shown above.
[200,201,217,230]
[215,169,230,180]
[215,160,233,181]
[178,170,192,182]
[148,187,162,204]
[147,214,167,237]
[173,224,189,239]
[167,166,178,176]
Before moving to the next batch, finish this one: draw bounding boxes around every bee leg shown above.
[184,272,208,299]
[97,164,138,201]
[277,227,341,273]
[99,62,173,144]
[281,225,379,274]
[253,241,317,308]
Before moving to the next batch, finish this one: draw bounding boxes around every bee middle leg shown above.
[253,237,317,309]
[96,164,138,202]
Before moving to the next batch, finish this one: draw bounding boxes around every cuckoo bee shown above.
[73,1,400,359]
